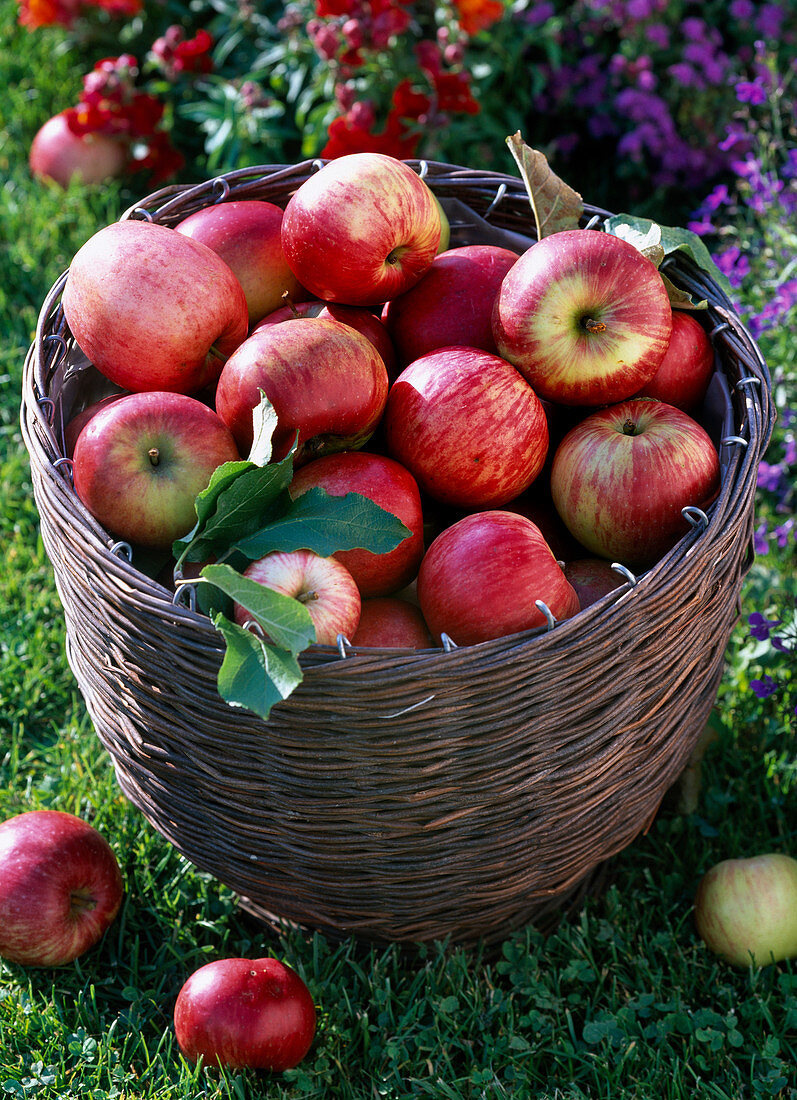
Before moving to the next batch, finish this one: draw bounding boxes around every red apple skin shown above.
[633,310,715,411]
[64,392,127,457]
[214,317,389,461]
[382,244,520,367]
[383,346,549,509]
[62,220,250,394]
[281,152,441,306]
[352,596,434,649]
[234,550,361,646]
[72,391,241,548]
[417,510,581,646]
[550,397,721,567]
[563,558,625,608]
[0,810,123,968]
[29,111,128,188]
[694,854,797,967]
[492,229,673,406]
[174,956,316,1072]
[174,200,309,327]
[253,300,397,380]
[289,451,424,597]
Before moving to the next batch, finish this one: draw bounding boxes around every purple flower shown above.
[735,79,768,105]
[730,0,755,18]
[523,2,555,26]
[686,218,716,236]
[755,3,785,37]
[757,460,785,493]
[754,521,770,556]
[750,674,779,699]
[645,22,670,48]
[749,612,783,640]
[773,519,796,548]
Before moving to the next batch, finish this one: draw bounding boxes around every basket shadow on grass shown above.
[19,159,775,954]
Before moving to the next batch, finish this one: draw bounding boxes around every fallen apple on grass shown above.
[694,853,797,967]
[174,956,316,1072]
[0,810,123,968]
[29,110,128,188]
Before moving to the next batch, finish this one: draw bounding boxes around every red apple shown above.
[352,596,433,649]
[29,111,128,188]
[633,310,715,411]
[383,346,549,508]
[174,956,316,1071]
[501,483,586,562]
[382,244,520,367]
[253,300,397,380]
[492,229,673,406]
[694,854,797,967]
[72,391,241,548]
[563,558,625,608]
[550,397,721,566]
[214,317,389,460]
[64,392,126,457]
[0,810,123,967]
[281,152,441,306]
[174,200,308,327]
[289,451,424,597]
[234,550,361,646]
[62,219,250,394]
[417,510,580,645]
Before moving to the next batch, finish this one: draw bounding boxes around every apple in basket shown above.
[563,558,626,609]
[280,152,442,306]
[234,549,361,646]
[174,956,316,1072]
[492,228,673,406]
[214,317,389,460]
[288,451,425,598]
[417,510,581,646]
[383,345,549,509]
[549,397,721,567]
[382,243,521,368]
[29,110,128,188]
[633,310,716,412]
[352,596,434,649]
[174,199,308,327]
[0,810,123,967]
[61,219,250,394]
[72,391,240,548]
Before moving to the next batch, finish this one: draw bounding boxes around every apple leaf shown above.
[213,612,305,719]
[248,389,279,466]
[232,487,411,560]
[506,132,583,239]
[202,562,316,655]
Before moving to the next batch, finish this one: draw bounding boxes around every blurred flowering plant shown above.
[17,0,140,30]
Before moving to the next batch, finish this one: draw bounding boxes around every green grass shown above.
[1,3,796,1097]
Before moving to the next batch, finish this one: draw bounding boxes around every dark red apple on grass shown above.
[175,199,308,326]
[29,111,128,187]
[62,219,250,394]
[352,596,434,649]
[234,550,361,645]
[281,152,441,306]
[492,228,673,406]
[382,244,520,367]
[72,390,240,548]
[383,346,549,509]
[174,956,316,1071]
[0,810,123,967]
[417,510,580,646]
[215,317,389,460]
[289,451,424,597]
[633,309,715,411]
[550,397,721,567]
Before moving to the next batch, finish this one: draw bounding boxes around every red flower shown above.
[130,131,184,184]
[315,0,354,15]
[322,104,421,160]
[391,79,432,122]
[173,28,214,75]
[451,0,505,36]
[17,0,81,28]
[433,71,480,115]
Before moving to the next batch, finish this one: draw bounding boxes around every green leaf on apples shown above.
[213,612,306,719]
[231,487,411,560]
[506,132,583,239]
[202,563,316,655]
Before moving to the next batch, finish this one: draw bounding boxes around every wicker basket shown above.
[21,160,775,947]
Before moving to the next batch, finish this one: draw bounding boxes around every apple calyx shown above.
[296,588,319,605]
[622,419,638,436]
[148,447,161,466]
[69,888,98,917]
[581,316,607,335]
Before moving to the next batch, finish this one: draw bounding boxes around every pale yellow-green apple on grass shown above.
[0,810,123,968]
[492,228,673,406]
[694,853,797,967]
[550,397,721,567]
[280,152,442,306]
[289,450,424,597]
[175,199,309,327]
[383,345,549,509]
[72,391,240,548]
[29,111,128,188]
[234,550,361,647]
[62,219,249,394]
[214,317,389,461]
[417,510,580,646]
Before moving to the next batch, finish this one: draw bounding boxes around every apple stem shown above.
[282,290,301,318]
[148,447,160,466]
[583,317,607,334]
